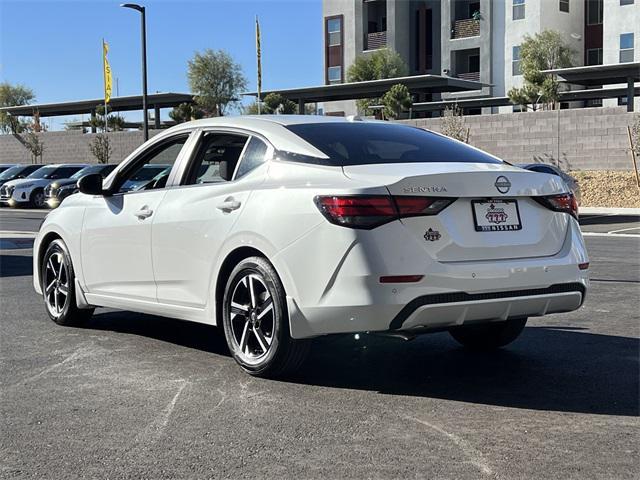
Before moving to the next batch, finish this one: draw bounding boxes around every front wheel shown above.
[222,257,309,377]
[30,189,46,208]
[448,318,528,350]
[42,239,94,326]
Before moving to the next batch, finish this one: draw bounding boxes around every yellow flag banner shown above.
[255,16,262,101]
[103,40,112,104]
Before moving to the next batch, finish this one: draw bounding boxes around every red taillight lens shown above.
[394,196,454,217]
[534,193,578,219]
[315,195,454,229]
[315,195,397,229]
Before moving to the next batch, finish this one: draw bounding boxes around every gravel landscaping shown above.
[571,170,640,208]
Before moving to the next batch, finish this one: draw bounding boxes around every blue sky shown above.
[0,0,322,129]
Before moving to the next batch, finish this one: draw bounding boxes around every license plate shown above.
[472,199,522,232]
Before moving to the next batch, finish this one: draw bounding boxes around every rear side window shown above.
[235,137,268,179]
[285,123,502,166]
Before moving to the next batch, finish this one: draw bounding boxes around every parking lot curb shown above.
[580,207,640,215]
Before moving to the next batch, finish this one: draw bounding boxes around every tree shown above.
[89,134,112,164]
[0,82,35,134]
[381,84,412,119]
[440,105,469,143]
[21,131,45,163]
[346,49,408,115]
[245,93,298,115]
[508,30,574,111]
[507,83,541,112]
[188,49,247,117]
[169,102,205,124]
[91,105,125,131]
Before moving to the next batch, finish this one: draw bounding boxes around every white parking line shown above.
[607,226,640,234]
[0,208,49,213]
[582,232,640,238]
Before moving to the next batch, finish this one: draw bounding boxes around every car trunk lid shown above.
[343,162,571,262]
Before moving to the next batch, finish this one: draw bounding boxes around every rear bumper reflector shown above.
[578,262,589,270]
[380,275,424,283]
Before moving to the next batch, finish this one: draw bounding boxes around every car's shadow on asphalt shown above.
[0,254,33,277]
[295,327,639,417]
[84,311,638,417]
[86,310,231,357]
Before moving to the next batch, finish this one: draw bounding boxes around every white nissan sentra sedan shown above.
[33,115,589,377]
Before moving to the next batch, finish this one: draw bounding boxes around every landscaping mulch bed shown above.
[570,170,640,208]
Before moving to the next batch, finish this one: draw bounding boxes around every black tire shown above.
[222,256,309,378]
[41,239,94,326]
[449,318,528,350]
[30,188,46,209]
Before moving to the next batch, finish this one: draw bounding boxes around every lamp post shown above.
[121,3,149,141]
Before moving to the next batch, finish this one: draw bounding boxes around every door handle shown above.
[135,205,153,219]
[217,198,241,212]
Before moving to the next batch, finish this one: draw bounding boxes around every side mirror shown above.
[77,173,105,195]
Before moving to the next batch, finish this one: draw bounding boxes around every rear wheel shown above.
[30,189,45,208]
[222,256,309,377]
[449,318,527,350]
[42,239,94,326]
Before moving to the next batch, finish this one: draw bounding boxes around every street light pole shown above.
[121,3,149,141]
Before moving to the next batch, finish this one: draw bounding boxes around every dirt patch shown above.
[570,170,640,208]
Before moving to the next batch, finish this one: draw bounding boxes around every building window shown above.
[512,46,522,75]
[620,33,634,63]
[327,17,342,46]
[586,48,603,65]
[513,0,525,20]
[620,0,634,5]
[328,66,342,84]
[559,0,569,12]
[586,0,603,25]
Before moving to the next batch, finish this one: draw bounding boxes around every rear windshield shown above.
[285,123,502,166]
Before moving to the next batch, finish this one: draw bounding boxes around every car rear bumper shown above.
[280,218,589,339]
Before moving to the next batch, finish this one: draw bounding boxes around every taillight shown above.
[315,195,454,229]
[314,195,397,229]
[534,192,578,219]
[394,196,455,217]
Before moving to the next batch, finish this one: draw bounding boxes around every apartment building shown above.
[322,0,639,115]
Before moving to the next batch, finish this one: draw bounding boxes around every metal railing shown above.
[457,71,481,81]
[366,31,387,50]
[451,19,480,39]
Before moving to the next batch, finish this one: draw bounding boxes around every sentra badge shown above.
[404,185,447,194]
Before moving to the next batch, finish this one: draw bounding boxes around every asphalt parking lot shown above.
[1,209,638,479]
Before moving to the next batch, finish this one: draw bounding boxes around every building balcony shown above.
[457,71,480,81]
[451,18,480,39]
[366,31,387,50]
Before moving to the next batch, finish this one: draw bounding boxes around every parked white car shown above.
[33,116,589,377]
[0,164,87,208]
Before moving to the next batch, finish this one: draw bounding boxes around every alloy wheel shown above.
[44,251,70,318]
[33,192,45,208]
[229,273,275,365]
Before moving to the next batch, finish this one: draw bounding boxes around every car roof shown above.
[160,115,369,159]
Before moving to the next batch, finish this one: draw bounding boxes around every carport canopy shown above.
[0,92,195,130]
[243,74,488,113]
[542,63,639,111]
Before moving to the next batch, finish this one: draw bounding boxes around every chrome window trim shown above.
[102,130,197,196]
[178,126,275,186]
